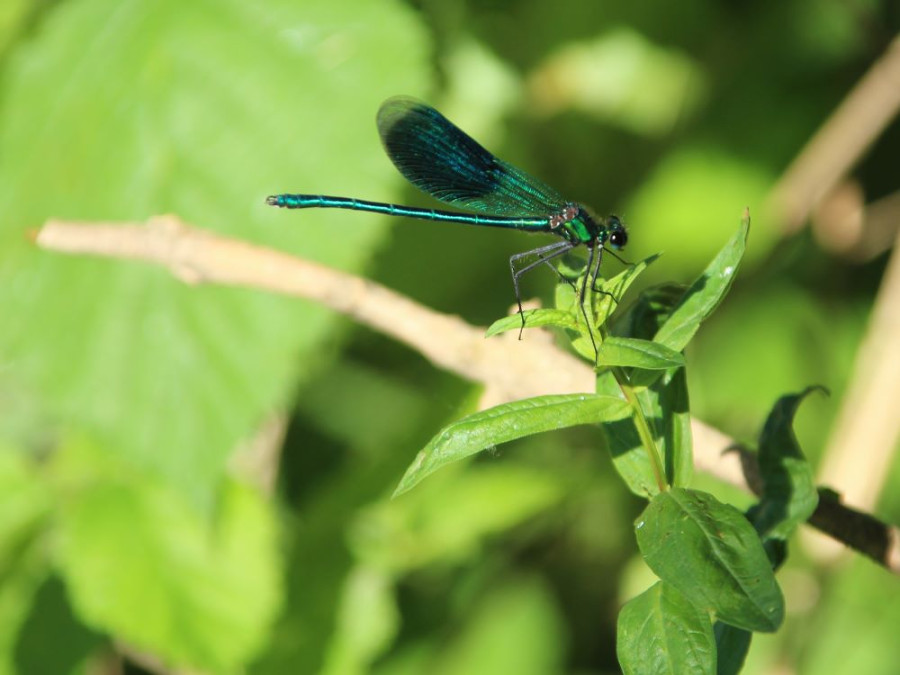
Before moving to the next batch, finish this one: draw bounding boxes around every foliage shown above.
[0,0,898,673]
[414,219,826,670]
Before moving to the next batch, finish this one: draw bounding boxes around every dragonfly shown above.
[267,96,628,351]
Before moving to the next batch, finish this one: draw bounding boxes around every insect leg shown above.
[508,241,576,339]
[579,244,600,358]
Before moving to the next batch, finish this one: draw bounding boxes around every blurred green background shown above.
[1,0,899,673]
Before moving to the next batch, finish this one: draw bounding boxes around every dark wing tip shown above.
[376,96,431,142]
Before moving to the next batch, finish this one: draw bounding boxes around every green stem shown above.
[611,365,668,493]
[586,274,667,492]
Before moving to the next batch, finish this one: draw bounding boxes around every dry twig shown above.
[817,230,900,512]
[768,34,900,233]
[33,216,900,574]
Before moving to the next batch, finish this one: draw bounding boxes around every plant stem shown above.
[586,273,667,493]
[611,365,668,493]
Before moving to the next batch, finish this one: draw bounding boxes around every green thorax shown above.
[551,204,605,245]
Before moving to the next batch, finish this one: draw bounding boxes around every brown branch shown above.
[34,215,591,403]
[809,489,900,572]
[33,216,900,574]
[733,445,900,573]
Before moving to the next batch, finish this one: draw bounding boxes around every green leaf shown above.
[558,254,658,361]
[655,368,693,488]
[597,367,692,495]
[599,254,660,309]
[596,337,685,370]
[554,276,579,308]
[617,581,716,675]
[555,250,591,280]
[570,333,600,363]
[613,282,687,341]
[751,387,823,540]
[554,288,603,362]
[654,216,749,352]
[55,441,282,672]
[485,309,579,338]
[394,394,631,496]
[635,488,784,632]
[714,622,752,675]
[590,254,659,328]
[0,0,429,507]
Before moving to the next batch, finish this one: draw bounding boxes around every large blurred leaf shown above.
[799,558,900,675]
[53,438,282,672]
[0,0,429,504]
[321,565,400,675]
[0,450,54,675]
[332,466,567,673]
[357,465,565,572]
[427,577,565,675]
[0,0,29,54]
[527,30,707,137]
[625,147,772,275]
[0,450,51,571]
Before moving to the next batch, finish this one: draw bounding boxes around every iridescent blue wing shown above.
[376,97,567,217]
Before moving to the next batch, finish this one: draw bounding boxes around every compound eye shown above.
[609,227,628,250]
